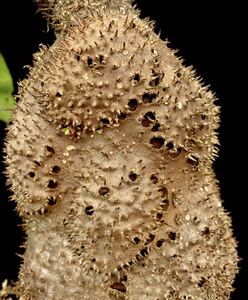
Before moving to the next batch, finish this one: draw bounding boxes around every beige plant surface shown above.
[4,0,238,299]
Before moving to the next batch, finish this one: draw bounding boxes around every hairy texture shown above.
[4,1,238,299]
[35,0,135,30]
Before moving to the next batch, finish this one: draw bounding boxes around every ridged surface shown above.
[4,2,238,300]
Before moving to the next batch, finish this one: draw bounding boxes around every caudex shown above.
[3,0,238,299]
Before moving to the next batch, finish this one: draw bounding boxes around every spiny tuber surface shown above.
[4,0,238,299]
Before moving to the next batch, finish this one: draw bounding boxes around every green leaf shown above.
[0,53,15,122]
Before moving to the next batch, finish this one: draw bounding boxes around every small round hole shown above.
[129,172,138,181]
[156,213,163,220]
[158,187,168,198]
[198,277,207,287]
[150,137,164,149]
[100,118,109,126]
[85,206,94,215]
[132,73,140,82]
[150,174,158,184]
[156,239,165,247]
[48,196,57,206]
[110,282,126,293]
[161,199,169,211]
[128,260,133,267]
[166,142,174,150]
[118,112,127,120]
[51,165,61,174]
[122,275,128,282]
[168,231,176,240]
[142,92,157,104]
[99,54,105,64]
[28,171,35,178]
[87,56,94,67]
[128,99,138,111]
[149,71,164,87]
[151,123,160,132]
[144,111,155,121]
[140,248,148,257]
[46,146,55,154]
[145,234,155,245]
[133,237,140,244]
[142,111,156,127]
[98,187,110,196]
[202,227,210,235]
[47,180,58,189]
[149,76,161,87]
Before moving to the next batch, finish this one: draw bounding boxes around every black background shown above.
[0,1,246,299]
